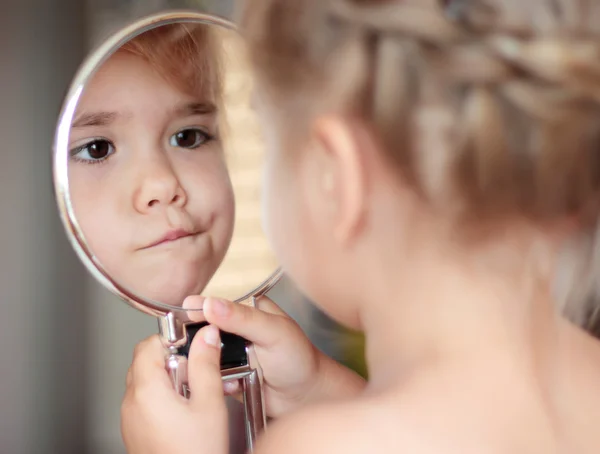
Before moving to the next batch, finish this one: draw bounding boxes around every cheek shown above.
[213,170,236,246]
[259,145,328,307]
[261,149,285,254]
[68,169,124,265]
[260,149,304,272]
[183,158,235,241]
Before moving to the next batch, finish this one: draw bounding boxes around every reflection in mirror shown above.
[66,20,277,310]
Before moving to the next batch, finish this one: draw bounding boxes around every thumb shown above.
[202,296,291,349]
[188,324,224,408]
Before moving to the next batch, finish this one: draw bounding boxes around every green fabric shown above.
[340,331,368,379]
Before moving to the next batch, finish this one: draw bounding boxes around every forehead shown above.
[76,52,190,115]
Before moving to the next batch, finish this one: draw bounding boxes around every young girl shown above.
[121,1,600,453]
[68,24,236,307]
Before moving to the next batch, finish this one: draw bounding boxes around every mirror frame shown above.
[53,10,282,317]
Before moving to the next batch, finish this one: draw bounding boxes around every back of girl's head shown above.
[119,22,224,104]
[238,0,600,331]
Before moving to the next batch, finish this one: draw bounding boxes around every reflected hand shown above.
[184,295,366,419]
[121,330,228,454]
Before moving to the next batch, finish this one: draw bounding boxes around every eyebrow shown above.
[71,102,216,129]
[72,111,118,128]
[175,102,217,117]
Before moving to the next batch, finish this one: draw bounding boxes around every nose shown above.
[133,156,187,213]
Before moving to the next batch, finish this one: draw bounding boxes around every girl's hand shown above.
[121,327,228,454]
[184,295,366,418]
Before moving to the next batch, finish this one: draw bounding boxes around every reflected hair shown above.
[119,22,224,106]
[239,0,600,334]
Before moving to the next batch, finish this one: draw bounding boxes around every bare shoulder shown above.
[253,398,442,454]
[253,400,379,454]
[253,371,561,454]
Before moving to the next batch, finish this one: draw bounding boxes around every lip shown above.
[144,228,196,249]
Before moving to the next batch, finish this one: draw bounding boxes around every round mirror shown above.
[53,11,281,317]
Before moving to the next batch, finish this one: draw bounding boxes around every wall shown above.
[0,1,88,453]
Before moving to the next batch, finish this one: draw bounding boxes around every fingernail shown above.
[183,295,205,311]
[207,297,230,317]
[223,381,238,393]
[203,325,220,347]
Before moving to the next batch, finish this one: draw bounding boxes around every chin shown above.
[289,265,362,330]
[132,269,208,307]
[309,295,362,330]
[147,286,197,308]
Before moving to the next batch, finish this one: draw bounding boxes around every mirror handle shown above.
[164,323,267,451]
[165,352,190,397]
[241,368,267,452]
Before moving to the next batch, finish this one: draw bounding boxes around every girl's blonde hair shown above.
[120,22,224,106]
[117,22,232,148]
[238,0,600,332]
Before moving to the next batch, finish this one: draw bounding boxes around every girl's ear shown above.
[311,115,371,246]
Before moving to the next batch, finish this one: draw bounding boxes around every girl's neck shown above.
[358,227,565,393]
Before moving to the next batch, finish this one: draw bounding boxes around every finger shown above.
[130,335,171,388]
[182,295,288,321]
[182,295,207,323]
[255,295,288,317]
[188,324,224,408]
[225,391,244,405]
[126,367,133,388]
[131,334,161,360]
[202,297,293,349]
[223,380,243,405]
[223,379,240,395]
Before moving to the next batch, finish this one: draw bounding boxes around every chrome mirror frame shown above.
[52,11,281,450]
[52,9,282,317]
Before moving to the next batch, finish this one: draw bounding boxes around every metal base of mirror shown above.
[158,290,278,452]
[168,356,266,450]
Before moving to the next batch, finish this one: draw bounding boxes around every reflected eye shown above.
[170,128,213,150]
[70,139,115,164]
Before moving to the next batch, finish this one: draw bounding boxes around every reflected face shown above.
[68,52,235,306]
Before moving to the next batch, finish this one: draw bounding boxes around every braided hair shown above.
[239,0,600,334]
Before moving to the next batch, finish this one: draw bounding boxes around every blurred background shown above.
[0,0,365,453]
